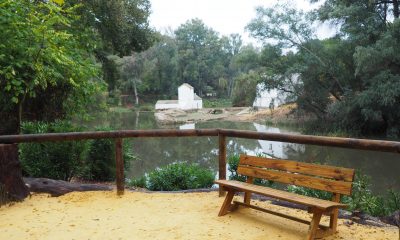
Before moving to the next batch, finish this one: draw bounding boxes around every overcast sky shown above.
[149,0,333,44]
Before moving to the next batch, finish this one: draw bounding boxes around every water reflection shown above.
[80,111,400,193]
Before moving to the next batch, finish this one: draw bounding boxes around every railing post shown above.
[218,133,226,197]
[115,138,124,195]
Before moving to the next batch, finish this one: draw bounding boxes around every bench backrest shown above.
[237,155,355,195]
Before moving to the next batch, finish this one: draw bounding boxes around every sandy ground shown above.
[0,191,397,240]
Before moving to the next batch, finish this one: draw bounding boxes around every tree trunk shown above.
[0,105,19,135]
[133,79,139,105]
[0,144,29,204]
[24,178,112,197]
[394,0,399,19]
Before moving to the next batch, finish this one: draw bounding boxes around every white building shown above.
[253,83,287,109]
[155,83,203,110]
[253,75,299,108]
[252,123,305,159]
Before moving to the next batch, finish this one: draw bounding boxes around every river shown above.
[79,111,400,194]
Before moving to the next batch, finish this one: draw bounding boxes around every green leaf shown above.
[11,96,18,103]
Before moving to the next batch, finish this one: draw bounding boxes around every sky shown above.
[149,0,334,45]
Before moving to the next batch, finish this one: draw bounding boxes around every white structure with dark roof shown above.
[155,83,203,110]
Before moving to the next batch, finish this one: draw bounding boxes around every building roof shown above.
[156,100,178,104]
[179,83,194,89]
[194,94,202,100]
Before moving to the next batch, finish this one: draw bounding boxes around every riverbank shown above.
[0,191,397,240]
[155,103,310,125]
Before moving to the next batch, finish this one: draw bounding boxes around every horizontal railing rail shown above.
[1,128,399,196]
[218,129,400,153]
[0,129,219,143]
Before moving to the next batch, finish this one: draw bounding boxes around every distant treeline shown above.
[1,0,400,138]
[108,18,263,107]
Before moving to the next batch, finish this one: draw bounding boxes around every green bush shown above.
[130,162,215,191]
[341,173,399,216]
[286,172,400,217]
[20,122,135,182]
[286,185,332,200]
[81,127,135,181]
[19,121,87,181]
[127,176,147,188]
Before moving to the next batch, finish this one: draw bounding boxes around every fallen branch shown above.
[24,178,112,197]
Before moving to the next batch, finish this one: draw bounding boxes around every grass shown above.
[137,103,155,112]
[203,98,232,108]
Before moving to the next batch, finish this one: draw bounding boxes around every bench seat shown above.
[215,180,347,210]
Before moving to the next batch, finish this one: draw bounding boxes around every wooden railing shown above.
[1,129,399,196]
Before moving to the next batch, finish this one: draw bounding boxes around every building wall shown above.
[155,84,202,110]
[253,83,287,108]
[178,85,203,109]
[193,99,202,109]
[178,85,194,109]
[155,103,179,110]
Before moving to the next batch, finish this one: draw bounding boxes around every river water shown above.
[80,111,400,194]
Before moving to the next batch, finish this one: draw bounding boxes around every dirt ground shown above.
[155,104,308,125]
[0,191,397,240]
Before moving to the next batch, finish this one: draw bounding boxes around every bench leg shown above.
[244,177,254,204]
[218,190,235,216]
[329,193,340,233]
[306,209,323,240]
[329,208,339,232]
[244,191,251,204]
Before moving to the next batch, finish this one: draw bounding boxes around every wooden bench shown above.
[215,154,355,240]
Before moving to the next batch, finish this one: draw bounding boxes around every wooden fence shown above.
[1,129,399,196]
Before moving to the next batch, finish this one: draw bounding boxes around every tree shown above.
[231,71,260,107]
[66,0,155,92]
[119,55,143,105]
[228,45,260,97]
[245,1,400,137]
[175,19,226,96]
[0,0,100,134]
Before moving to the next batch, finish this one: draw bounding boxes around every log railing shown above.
[1,129,399,196]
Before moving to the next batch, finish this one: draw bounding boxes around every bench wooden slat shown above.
[240,155,355,182]
[216,180,347,210]
[237,165,353,195]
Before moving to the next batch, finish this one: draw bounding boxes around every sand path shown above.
[0,191,397,240]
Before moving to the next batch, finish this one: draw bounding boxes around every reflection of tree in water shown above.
[284,145,400,193]
[129,120,261,178]
[128,136,219,178]
[80,111,165,130]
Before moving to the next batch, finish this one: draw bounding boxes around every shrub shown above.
[286,185,332,200]
[286,171,400,217]
[127,176,147,188]
[19,121,87,181]
[81,127,135,181]
[131,162,215,191]
[20,122,135,182]
[342,173,399,216]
